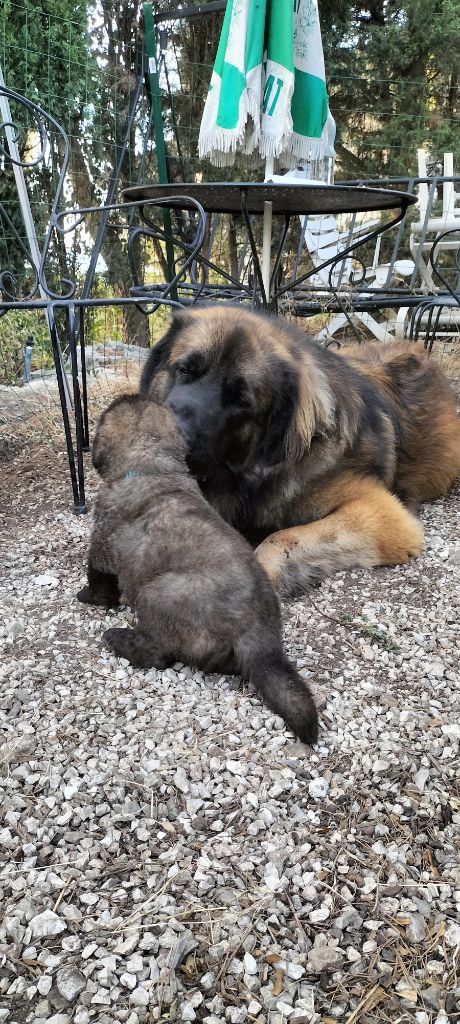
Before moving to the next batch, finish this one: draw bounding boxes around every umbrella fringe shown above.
[277,131,329,164]
[198,89,261,162]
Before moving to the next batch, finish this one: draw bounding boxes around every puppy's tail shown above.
[235,640,318,745]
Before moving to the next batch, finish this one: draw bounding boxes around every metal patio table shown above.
[122,181,417,309]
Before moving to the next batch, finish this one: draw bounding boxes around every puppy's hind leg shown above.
[103,627,172,670]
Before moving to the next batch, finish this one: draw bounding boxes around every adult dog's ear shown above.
[139,311,191,395]
[257,364,299,467]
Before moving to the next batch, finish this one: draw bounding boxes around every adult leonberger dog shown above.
[140,306,460,597]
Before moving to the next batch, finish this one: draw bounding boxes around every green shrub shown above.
[0,310,53,385]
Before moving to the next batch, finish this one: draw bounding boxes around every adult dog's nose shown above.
[165,397,195,441]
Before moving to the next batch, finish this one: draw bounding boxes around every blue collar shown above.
[124,469,144,479]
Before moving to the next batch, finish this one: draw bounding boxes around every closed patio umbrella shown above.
[198,0,335,298]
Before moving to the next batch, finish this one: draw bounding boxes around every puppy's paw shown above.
[77,586,119,608]
[77,585,97,604]
[103,626,128,650]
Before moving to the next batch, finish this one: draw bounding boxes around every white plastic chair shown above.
[410,149,460,291]
[269,168,414,343]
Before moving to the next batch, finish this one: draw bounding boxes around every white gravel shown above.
[1,432,459,1024]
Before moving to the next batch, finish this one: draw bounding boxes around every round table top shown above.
[122,181,417,216]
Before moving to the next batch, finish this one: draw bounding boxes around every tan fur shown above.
[292,349,335,451]
[339,340,460,502]
[256,475,424,594]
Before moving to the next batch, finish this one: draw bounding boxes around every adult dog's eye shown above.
[176,359,203,382]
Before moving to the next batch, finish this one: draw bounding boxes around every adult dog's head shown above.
[140,306,334,478]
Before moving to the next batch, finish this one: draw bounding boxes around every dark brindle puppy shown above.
[140,306,460,596]
[77,394,318,745]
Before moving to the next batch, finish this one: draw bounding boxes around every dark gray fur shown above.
[78,394,318,745]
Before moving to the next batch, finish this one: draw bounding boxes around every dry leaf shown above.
[345,984,387,1024]
[396,988,418,1003]
[159,820,176,834]
[272,967,285,996]
[265,953,281,964]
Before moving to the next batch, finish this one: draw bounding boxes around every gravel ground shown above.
[1,370,460,1024]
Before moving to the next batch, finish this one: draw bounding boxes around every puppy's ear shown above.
[139,312,191,395]
[258,364,299,467]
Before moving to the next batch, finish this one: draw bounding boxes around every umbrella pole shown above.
[262,156,274,304]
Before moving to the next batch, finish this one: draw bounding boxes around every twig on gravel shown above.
[309,599,359,652]
[310,598,400,653]
[344,983,388,1023]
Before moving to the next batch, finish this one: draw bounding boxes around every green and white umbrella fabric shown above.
[198,0,333,170]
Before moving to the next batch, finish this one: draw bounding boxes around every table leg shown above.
[240,190,268,308]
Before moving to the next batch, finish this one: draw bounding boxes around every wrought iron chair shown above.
[0,85,206,512]
[409,227,460,350]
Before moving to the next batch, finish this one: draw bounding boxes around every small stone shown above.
[200,971,216,990]
[74,1011,90,1024]
[91,989,111,1006]
[167,932,197,969]
[243,952,258,975]
[336,907,362,930]
[283,963,305,980]
[406,914,426,943]
[420,986,441,1011]
[114,932,140,955]
[307,944,341,972]
[37,976,53,996]
[56,966,86,1002]
[293,987,315,1015]
[126,955,144,974]
[347,947,362,962]
[81,943,98,959]
[413,769,430,792]
[129,987,150,1008]
[61,936,81,952]
[181,1005,196,1021]
[277,1002,294,1016]
[33,574,59,587]
[226,760,247,776]
[449,543,460,564]
[120,974,137,990]
[174,767,190,794]
[29,910,66,939]
[248,1000,262,1015]
[308,777,329,800]
[445,921,460,948]
[442,723,460,742]
[309,904,330,923]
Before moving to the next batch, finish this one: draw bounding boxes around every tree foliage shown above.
[321,0,460,176]
[1,0,460,342]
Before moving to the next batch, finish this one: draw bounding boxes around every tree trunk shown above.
[70,115,150,347]
[227,215,239,281]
